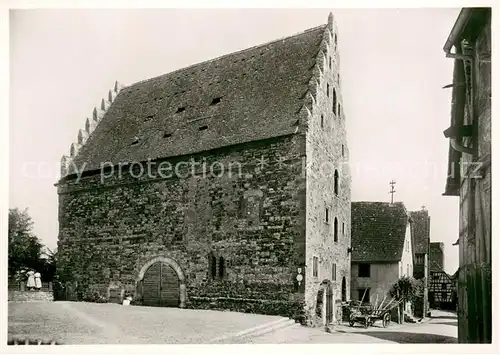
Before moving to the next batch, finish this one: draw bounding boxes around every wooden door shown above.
[325,284,333,324]
[142,262,180,307]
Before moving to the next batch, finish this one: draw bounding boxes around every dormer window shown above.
[211,97,222,105]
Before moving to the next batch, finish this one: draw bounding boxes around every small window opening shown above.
[313,256,319,277]
[163,132,172,138]
[332,263,337,281]
[325,207,330,223]
[334,170,339,195]
[358,264,370,278]
[209,253,217,279]
[329,57,332,69]
[342,222,345,235]
[332,89,337,114]
[211,97,222,105]
[218,256,225,278]
[321,114,324,129]
[327,83,330,97]
[199,125,208,131]
[131,137,139,145]
[176,107,185,113]
[341,144,345,157]
[334,217,339,242]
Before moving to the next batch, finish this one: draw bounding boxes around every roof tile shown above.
[351,201,409,262]
[70,25,327,174]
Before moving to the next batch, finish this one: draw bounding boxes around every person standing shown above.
[26,270,35,291]
[34,271,42,291]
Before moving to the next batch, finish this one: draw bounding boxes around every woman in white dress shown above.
[34,272,42,291]
[26,270,35,291]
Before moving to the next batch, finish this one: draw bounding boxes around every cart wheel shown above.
[382,313,390,328]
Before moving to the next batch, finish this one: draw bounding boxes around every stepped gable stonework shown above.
[61,81,125,177]
[56,13,351,325]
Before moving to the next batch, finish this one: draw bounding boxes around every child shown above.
[26,270,35,291]
[34,272,42,291]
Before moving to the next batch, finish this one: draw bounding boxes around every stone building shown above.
[56,13,351,326]
[409,208,431,316]
[441,8,491,343]
[350,202,413,304]
[429,242,445,272]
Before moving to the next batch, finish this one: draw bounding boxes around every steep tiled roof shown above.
[409,210,430,254]
[68,24,329,174]
[351,202,410,262]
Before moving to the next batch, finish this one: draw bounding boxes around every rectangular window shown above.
[358,263,370,278]
[313,256,319,278]
[332,263,336,281]
[358,288,370,303]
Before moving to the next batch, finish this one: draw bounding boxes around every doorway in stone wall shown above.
[317,280,334,325]
[141,262,180,307]
[325,282,334,324]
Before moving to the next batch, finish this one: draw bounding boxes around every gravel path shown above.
[8,301,287,344]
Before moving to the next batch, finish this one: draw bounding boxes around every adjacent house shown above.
[409,208,431,317]
[441,7,491,343]
[429,270,457,311]
[429,242,445,272]
[350,202,413,305]
[56,13,351,326]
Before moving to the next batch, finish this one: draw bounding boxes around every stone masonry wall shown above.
[57,134,307,317]
[303,17,351,324]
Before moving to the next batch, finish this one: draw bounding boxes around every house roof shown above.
[351,202,410,263]
[409,210,430,254]
[67,23,330,175]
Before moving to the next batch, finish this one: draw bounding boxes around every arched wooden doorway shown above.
[137,256,186,308]
[341,276,347,302]
[317,280,334,325]
[141,262,180,307]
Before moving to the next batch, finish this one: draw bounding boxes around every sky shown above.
[9,8,462,274]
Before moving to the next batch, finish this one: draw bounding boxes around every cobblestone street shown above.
[230,309,458,344]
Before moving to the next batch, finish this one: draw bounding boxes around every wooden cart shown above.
[348,297,402,329]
